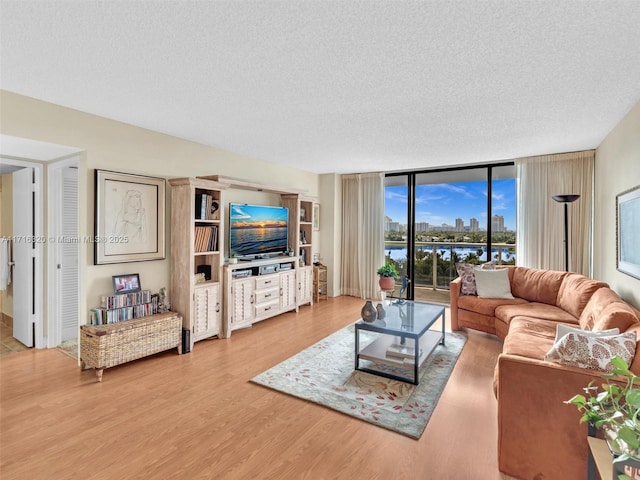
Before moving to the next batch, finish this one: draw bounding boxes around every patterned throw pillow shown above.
[554,324,619,343]
[544,330,637,373]
[455,262,496,296]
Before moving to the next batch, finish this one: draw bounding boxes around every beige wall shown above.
[594,99,640,308]
[319,173,342,296]
[1,173,13,317]
[0,90,320,333]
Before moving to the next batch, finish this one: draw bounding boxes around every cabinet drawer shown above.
[255,299,279,317]
[255,287,279,304]
[255,274,279,290]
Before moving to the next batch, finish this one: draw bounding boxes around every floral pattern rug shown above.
[251,324,467,439]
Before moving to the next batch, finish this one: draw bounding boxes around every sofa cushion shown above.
[556,274,608,318]
[456,309,498,336]
[457,295,528,317]
[626,323,640,376]
[502,316,559,360]
[510,267,567,305]
[474,268,514,299]
[593,302,639,332]
[579,287,639,332]
[495,302,579,326]
[544,330,637,373]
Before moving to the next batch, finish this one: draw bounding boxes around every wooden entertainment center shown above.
[169,175,317,349]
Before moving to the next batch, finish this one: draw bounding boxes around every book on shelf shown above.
[386,343,422,360]
[100,289,152,310]
[195,193,208,220]
[90,290,158,325]
[194,225,218,252]
[195,193,218,220]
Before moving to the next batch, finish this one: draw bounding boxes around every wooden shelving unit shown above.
[169,177,228,349]
[313,264,327,302]
[281,194,315,307]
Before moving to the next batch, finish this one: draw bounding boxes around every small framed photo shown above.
[300,207,306,222]
[112,273,141,294]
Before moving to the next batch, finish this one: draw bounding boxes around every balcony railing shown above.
[384,241,517,291]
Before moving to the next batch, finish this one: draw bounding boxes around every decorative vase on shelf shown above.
[361,300,377,323]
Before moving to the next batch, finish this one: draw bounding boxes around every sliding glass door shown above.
[383,175,410,293]
[384,164,516,302]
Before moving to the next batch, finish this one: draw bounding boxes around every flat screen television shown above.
[229,203,289,258]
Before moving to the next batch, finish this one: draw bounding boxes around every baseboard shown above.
[1,312,13,328]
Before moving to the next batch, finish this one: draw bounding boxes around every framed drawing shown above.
[94,170,166,265]
[313,203,320,231]
[616,185,640,279]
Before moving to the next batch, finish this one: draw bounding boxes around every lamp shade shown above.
[552,194,580,203]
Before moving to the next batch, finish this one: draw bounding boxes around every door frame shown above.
[47,155,81,347]
[0,157,44,348]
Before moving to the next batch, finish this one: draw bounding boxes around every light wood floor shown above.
[0,314,28,357]
[0,296,510,480]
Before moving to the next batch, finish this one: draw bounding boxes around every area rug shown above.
[251,324,467,439]
[57,338,78,359]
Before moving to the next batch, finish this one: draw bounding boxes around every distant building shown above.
[388,221,400,232]
[415,222,429,232]
[384,216,393,231]
[492,215,505,233]
[455,218,464,232]
[470,217,479,232]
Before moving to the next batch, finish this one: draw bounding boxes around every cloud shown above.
[386,190,408,203]
[231,205,251,219]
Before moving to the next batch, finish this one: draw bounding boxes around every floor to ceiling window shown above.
[384,175,410,281]
[384,163,516,302]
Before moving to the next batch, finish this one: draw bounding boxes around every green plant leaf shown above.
[566,394,586,406]
[626,390,640,409]
[619,426,640,449]
[612,356,631,374]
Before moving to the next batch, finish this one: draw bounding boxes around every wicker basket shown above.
[80,311,182,381]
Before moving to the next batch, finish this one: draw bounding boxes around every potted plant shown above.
[377,262,399,291]
[229,252,238,264]
[566,356,640,479]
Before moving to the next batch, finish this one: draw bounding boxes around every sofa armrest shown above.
[496,354,615,480]
[450,277,461,330]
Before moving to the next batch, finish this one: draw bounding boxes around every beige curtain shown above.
[341,172,385,299]
[516,150,594,275]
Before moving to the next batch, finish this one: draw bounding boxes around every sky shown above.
[385,179,516,231]
[230,203,288,228]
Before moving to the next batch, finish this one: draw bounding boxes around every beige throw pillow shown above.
[455,262,497,296]
[473,268,514,299]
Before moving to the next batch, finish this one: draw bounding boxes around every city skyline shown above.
[385,178,516,232]
[385,214,507,233]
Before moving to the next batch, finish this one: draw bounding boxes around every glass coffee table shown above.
[355,300,445,385]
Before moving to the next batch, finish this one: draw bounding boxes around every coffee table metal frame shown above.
[354,300,445,385]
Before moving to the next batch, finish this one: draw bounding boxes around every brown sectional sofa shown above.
[450,266,640,480]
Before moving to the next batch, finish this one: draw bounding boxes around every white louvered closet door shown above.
[60,167,79,341]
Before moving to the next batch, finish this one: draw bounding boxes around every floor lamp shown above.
[552,194,580,272]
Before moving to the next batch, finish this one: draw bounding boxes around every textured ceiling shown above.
[1,1,639,174]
